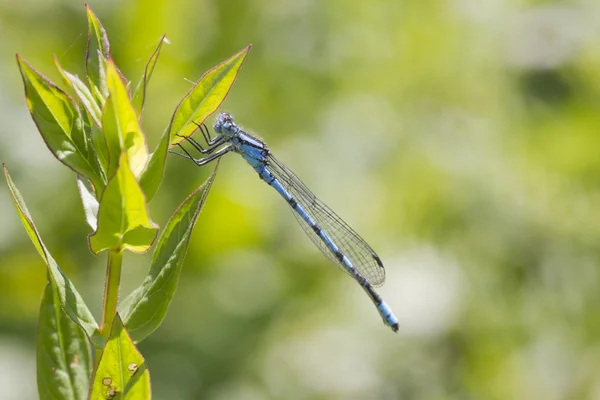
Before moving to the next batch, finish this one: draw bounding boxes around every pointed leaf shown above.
[133,34,168,119]
[85,3,110,100]
[37,283,92,400]
[102,59,149,179]
[89,153,158,254]
[55,56,103,128]
[91,50,109,107]
[121,162,219,342]
[169,44,251,145]
[89,314,151,400]
[139,127,170,202]
[3,165,104,348]
[16,55,104,190]
[77,175,99,230]
[91,122,110,176]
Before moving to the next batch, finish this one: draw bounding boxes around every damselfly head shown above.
[214,112,236,136]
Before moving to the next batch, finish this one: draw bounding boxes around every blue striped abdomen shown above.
[256,167,355,272]
[254,164,399,331]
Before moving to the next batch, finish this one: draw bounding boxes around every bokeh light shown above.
[2,1,600,399]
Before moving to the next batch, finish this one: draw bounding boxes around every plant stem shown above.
[100,249,123,337]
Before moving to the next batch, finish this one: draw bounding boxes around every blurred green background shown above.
[2,0,600,399]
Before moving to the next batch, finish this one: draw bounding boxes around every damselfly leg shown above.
[182,134,227,154]
[170,135,233,166]
[195,122,221,146]
[175,144,232,166]
[169,121,230,163]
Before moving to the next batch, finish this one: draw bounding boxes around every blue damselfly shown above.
[172,113,399,332]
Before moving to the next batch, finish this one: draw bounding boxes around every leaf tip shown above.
[15,53,26,69]
[15,55,36,76]
[52,54,63,72]
[238,44,252,57]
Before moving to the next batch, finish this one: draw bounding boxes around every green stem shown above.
[100,249,123,337]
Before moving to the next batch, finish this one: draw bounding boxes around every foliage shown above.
[4,1,600,399]
[5,4,249,398]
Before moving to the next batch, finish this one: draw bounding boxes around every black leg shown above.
[177,133,206,152]
[192,121,221,146]
[200,123,212,144]
[170,144,195,161]
[170,144,233,166]
[192,121,210,142]
[176,134,226,155]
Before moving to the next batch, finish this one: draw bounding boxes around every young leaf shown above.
[16,55,104,190]
[55,56,103,128]
[89,314,151,400]
[77,175,99,230]
[85,3,110,100]
[138,127,170,202]
[133,34,168,119]
[89,153,158,254]
[91,50,109,106]
[91,122,110,177]
[169,44,251,145]
[120,162,219,343]
[37,283,92,400]
[102,59,149,179]
[3,165,104,349]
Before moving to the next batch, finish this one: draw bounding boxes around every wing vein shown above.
[267,154,385,286]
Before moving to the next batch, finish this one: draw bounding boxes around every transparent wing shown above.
[267,154,386,287]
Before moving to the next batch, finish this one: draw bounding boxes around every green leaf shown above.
[89,314,151,400]
[121,162,219,342]
[139,127,170,202]
[55,55,103,128]
[3,165,104,349]
[91,122,110,177]
[85,3,110,100]
[89,153,158,254]
[102,59,149,179]
[37,283,92,400]
[77,175,99,230]
[169,44,251,145]
[133,34,168,119]
[16,55,104,190]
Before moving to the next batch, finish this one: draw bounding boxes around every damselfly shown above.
[172,112,399,332]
